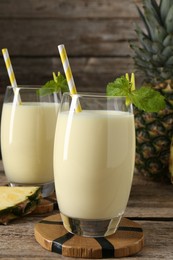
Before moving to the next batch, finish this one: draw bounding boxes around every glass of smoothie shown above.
[1,85,61,197]
[54,93,136,237]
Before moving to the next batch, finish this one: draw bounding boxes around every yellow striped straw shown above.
[125,72,135,90]
[125,73,129,82]
[2,48,18,89]
[125,72,135,106]
[2,48,21,104]
[130,72,136,91]
[58,44,82,112]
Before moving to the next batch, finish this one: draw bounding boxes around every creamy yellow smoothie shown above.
[1,102,59,184]
[54,110,135,220]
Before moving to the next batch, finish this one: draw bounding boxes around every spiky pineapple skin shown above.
[134,82,173,180]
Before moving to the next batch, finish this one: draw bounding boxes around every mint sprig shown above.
[106,76,166,112]
[38,72,69,96]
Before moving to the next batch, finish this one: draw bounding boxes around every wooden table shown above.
[0,161,173,259]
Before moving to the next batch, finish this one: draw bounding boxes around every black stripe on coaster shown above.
[40,220,63,225]
[52,233,74,254]
[118,226,143,233]
[95,237,115,258]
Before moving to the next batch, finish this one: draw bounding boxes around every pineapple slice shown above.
[0,186,41,224]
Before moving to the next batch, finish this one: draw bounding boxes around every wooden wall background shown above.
[0,0,143,99]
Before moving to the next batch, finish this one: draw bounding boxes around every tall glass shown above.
[54,93,136,237]
[1,86,61,197]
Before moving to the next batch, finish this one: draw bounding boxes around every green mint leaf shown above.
[56,72,69,93]
[106,75,166,112]
[106,76,131,97]
[38,80,58,96]
[130,86,166,112]
[38,72,69,96]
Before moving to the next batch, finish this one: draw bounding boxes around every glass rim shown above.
[62,92,127,99]
[6,85,43,90]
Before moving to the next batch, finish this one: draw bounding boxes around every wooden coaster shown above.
[34,214,144,258]
[32,193,58,214]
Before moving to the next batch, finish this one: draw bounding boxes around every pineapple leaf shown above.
[165,5,173,33]
[153,27,167,43]
[144,10,166,42]
[151,42,163,54]
[151,0,161,19]
[130,43,151,62]
[160,0,173,23]
[163,34,173,47]
[162,46,173,60]
[134,57,154,69]
[165,56,173,66]
[142,38,153,53]
[144,0,162,25]
[152,53,166,65]
[136,5,151,39]
[145,67,157,76]
[160,70,173,80]
[131,0,173,83]
[134,25,152,52]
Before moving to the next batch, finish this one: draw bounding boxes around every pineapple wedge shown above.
[0,186,41,224]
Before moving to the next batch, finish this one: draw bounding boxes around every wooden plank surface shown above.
[0,0,144,95]
[1,219,173,259]
[125,174,173,218]
[0,0,142,18]
[0,161,173,259]
[0,18,136,56]
[0,57,135,94]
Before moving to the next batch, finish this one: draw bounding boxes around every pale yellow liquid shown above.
[54,110,135,220]
[1,102,59,184]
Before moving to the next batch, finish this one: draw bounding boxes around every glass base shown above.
[61,213,122,237]
[9,181,54,198]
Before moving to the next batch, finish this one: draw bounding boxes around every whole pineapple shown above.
[130,0,173,181]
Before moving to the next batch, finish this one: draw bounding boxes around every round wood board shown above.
[32,193,58,214]
[34,214,144,258]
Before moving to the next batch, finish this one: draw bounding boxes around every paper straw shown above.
[125,73,135,106]
[125,73,129,82]
[2,48,21,104]
[130,72,135,90]
[58,44,82,112]
[125,72,135,90]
